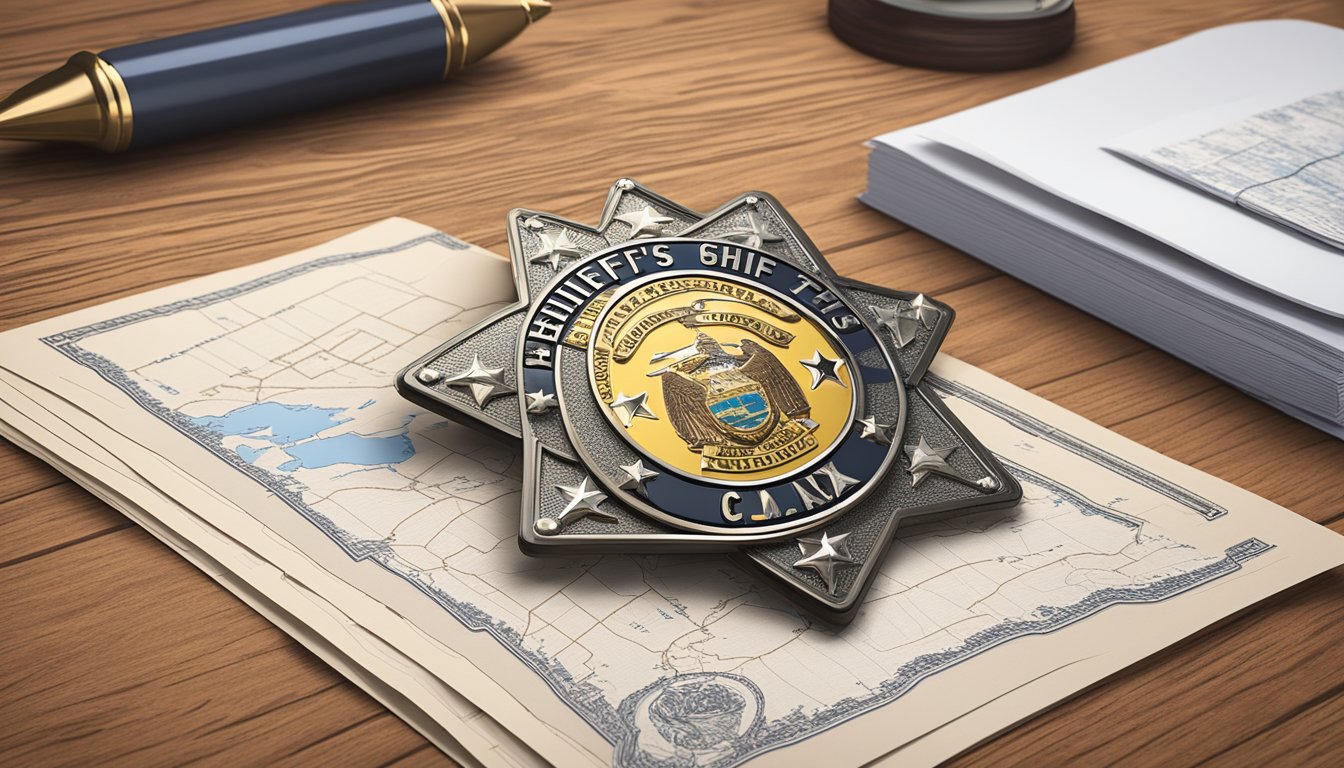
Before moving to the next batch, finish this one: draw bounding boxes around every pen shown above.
[0,0,551,152]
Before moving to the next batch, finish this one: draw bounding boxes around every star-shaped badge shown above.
[396,180,1020,624]
[554,477,615,526]
[905,435,999,491]
[525,390,557,414]
[857,416,894,445]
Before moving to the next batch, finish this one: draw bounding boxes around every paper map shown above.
[1121,88,1344,251]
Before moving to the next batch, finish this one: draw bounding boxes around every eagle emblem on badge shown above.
[655,332,814,461]
[397,180,1020,623]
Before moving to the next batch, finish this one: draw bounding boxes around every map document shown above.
[1,218,1341,767]
[1112,88,1344,252]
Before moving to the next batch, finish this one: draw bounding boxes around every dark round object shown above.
[828,0,1076,72]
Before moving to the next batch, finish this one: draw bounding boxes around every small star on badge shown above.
[529,229,584,270]
[857,416,894,445]
[793,531,859,595]
[906,294,940,325]
[800,350,846,389]
[609,391,658,427]
[871,294,941,348]
[904,435,961,487]
[555,477,616,526]
[525,390,557,414]
[617,459,659,497]
[817,462,859,497]
[722,210,784,249]
[443,354,513,407]
[615,206,673,238]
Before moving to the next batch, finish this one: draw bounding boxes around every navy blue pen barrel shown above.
[99,0,446,148]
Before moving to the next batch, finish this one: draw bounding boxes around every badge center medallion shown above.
[539,238,900,537]
[587,273,856,484]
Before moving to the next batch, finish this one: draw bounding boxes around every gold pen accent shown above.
[0,51,131,151]
[429,0,552,78]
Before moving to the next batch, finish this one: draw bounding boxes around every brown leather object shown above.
[828,0,1076,71]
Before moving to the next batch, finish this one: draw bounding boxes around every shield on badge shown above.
[704,372,777,444]
[655,334,812,451]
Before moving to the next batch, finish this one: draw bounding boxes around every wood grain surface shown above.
[2,0,1342,765]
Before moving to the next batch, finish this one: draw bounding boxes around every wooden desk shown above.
[2,0,1342,764]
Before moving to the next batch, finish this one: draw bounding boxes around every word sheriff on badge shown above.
[396,180,1021,623]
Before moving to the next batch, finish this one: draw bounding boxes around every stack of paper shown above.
[863,20,1344,438]
[2,218,1341,767]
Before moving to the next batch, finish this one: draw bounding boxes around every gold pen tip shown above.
[0,53,130,150]
[526,0,552,23]
[0,82,47,140]
[0,100,18,138]
[0,58,101,146]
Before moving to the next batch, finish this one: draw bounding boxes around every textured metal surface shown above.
[685,198,823,274]
[745,385,1016,608]
[532,449,673,540]
[847,285,952,384]
[524,393,576,462]
[513,186,703,302]
[410,310,526,435]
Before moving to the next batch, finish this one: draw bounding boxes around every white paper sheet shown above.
[887,20,1344,317]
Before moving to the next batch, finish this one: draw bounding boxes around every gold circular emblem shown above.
[585,274,856,483]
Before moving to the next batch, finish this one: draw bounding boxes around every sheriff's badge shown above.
[397,180,1020,623]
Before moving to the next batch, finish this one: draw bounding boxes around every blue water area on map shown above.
[276,432,415,471]
[190,402,351,445]
[235,444,267,464]
[710,392,770,430]
[192,401,416,472]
